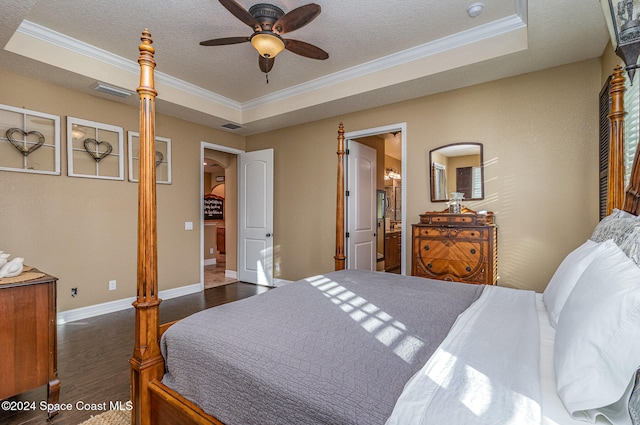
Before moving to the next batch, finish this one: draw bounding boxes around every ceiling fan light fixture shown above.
[250,32,285,58]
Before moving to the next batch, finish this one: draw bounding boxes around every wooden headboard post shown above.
[607,65,627,215]
[624,142,640,215]
[130,29,164,425]
[335,122,346,270]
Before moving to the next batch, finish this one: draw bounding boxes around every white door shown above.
[238,149,274,286]
[346,141,377,270]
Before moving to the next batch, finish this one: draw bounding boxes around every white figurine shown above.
[0,257,24,278]
[0,253,9,267]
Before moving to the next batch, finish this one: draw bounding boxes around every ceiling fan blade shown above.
[200,36,250,46]
[285,39,328,60]
[259,55,275,73]
[218,0,260,29]
[273,4,321,34]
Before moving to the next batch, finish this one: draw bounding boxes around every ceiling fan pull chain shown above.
[265,72,269,84]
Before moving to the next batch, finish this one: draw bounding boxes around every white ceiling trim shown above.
[6,2,528,128]
[11,20,242,112]
[244,13,527,111]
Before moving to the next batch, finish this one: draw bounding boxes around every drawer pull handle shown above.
[466,266,472,272]
[470,248,477,254]
[427,263,433,268]
[424,245,430,251]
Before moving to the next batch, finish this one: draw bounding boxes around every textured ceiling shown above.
[0,0,610,135]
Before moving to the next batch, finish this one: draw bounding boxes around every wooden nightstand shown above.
[412,209,497,285]
[0,271,60,418]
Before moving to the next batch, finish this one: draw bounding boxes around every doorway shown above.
[200,142,275,289]
[203,147,240,288]
[346,123,406,275]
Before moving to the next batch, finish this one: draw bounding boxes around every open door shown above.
[238,149,274,286]
[346,140,377,271]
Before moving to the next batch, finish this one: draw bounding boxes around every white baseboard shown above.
[204,258,217,266]
[57,282,203,324]
[225,269,237,279]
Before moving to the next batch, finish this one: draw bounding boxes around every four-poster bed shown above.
[130,31,640,425]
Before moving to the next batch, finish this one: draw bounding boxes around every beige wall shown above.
[0,55,607,314]
[601,40,622,86]
[0,69,244,312]
[247,58,603,292]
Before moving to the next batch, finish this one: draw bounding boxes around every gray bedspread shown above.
[160,269,484,425]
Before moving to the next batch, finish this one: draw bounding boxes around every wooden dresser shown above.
[0,272,60,418]
[412,210,497,285]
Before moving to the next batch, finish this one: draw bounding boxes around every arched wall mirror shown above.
[429,142,484,202]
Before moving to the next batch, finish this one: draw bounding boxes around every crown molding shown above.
[244,12,527,110]
[16,20,242,111]
[15,3,527,126]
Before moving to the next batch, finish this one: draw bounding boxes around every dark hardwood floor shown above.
[0,282,268,425]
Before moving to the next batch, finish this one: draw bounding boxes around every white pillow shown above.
[543,239,617,328]
[555,244,640,425]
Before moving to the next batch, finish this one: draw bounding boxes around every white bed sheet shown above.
[387,289,615,425]
[387,285,542,425]
[536,294,611,425]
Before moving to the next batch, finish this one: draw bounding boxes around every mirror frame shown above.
[429,142,484,202]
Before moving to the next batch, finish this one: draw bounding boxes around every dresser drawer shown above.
[415,239,484,261]
[419,212,494,226]
[413,226,488,240]
[413,258,488,283]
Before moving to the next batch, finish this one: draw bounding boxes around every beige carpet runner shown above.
[78,408,131,425]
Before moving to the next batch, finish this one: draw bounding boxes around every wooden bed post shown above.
[622,66,640,215]
[130,29,164,425]
[624,140,640,215]
[608,65,627,215]
[335,122,346,270]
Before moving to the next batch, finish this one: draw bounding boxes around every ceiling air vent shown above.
[221,123,243,130]
[92,82,134,98]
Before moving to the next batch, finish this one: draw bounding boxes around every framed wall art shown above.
[0,104,61,175]
[128,131,172,184]
[67,117,124,180]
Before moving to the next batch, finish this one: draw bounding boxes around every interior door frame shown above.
[200,142,245,288]
[345,123,407,275]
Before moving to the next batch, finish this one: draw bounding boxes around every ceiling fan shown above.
[200,0,329,80]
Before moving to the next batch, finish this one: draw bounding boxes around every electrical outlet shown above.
[275,263,280,272]
[71,287,77,297]
[109,280,117,291]
[185,221,193,230]
[210,248,214,254]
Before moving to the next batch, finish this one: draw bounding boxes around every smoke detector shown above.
[467,2,484,18]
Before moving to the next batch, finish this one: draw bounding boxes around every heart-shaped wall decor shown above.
[83,138,113,163]
[5,128,45,157]
[155,151,164,168]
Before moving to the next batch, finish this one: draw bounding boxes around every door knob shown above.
[266,233,272,237]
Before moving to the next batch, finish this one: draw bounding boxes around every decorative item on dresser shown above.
[412,207,497,285]
[0,269,60,419]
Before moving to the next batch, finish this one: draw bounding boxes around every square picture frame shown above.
[0,104,61,175]
[128,131,172,184]
[67,117,124,180]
